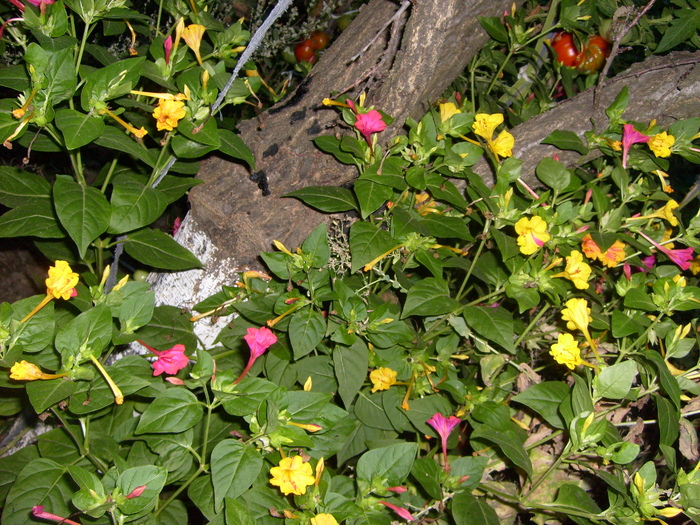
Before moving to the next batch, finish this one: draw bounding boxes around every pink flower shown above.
[354,110,387,142]
[427,412,461,471]
[126,485,147,499]
[164,35,173,65]
[621,124,649,168]
[234,326,277,384]
[171,216,181,235]
[139,340,189,376]
[637,231,694,270]
[387,486,408,493]
[33,506,81,525]
[379,501,414,521]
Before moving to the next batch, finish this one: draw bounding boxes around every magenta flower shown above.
[164,35,173,65]
[427,412,461,471]
[234,326,277,384]
[621,124,650,168]
[126,485,147,499]
[139,340,189,376]
[355,110,387,142]
[33,506,81,525]
[379,501,415,521]
[637,231,694,270]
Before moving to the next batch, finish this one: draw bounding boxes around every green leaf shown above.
[471,423,532,477]
[136,305,197,350]
[478,17,508,42]
[418,214,472,240]
[108,177,168,234]
[536,157,571,192]
[411,457,444,499]
[54,303,113,364]
[0,199,64,238]
[595,361,637,399]
[451,492,500,525]
[334,340,369,409]
[171,134,216,158]
[403,395,454,435]
[511,381,570,429]
[210,440,263,512]
[116,465,167,518]
[178,117,221,147]
[80,56,145,108]
[135,388,203,434]
[314,135,359,165]
[301,223,330,267]
[349,221,396,273]
[541,130,589,154]
[655,394,680,448]
[0,446,39,508]
[225,497,255,525]
[1,459,73,525]
[356,442,418,486]
[284,186,358,213]
[463,306,515,353]
[355,180,393,219]
[402,277,460,318]
[94,126,156,166]
[355,391,395,431]
[0,64,29,91]
[54,109,105,150]
[655,9,700,54]
[644,350,681,409]
[53,175,111,258]
[0,167,51,208]
[218,129,255,169]
[124,228,202,270]
[554,483,602,514]
[26,378,80,413]
[289,307,326,359]
[118,291,155,333]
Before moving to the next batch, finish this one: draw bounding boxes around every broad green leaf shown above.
[188,475,216,521]
[595,360,637,399]
[286,391,332,420]
[1,459,73,525]
[108,178,168,234]
[655,394,680,448]
[356,442,418,486]
[210,439,263,512]
[124,228,202,270]
[9,296,55,353]
[463,306,515,353]
[418,214,472,240]
[135,388,203,434]
[135,305,197,350]
[94,126,156,166]
[80,56,145,109]
[644,350,681,409]
[0,199,64,238]
[218,129,255,168]
[471,423,532,477]
[478,16,508,42]
[178,117,221,147]
[156,175,202,204]
[171,134,216,158]
[38,426,83,466]
[53,175,111,258]
[26,378,80,413]
[355,391,395,431]
[511,381,570,429]
[301,223,330,267]
[118,291,155,333]
[452,492,500,525]
[116,465,167,518]
[225,497,255,525]
[355,180,393,219]
[334,340,369,409]
[0,64,29,91]
[289,307,326,359]
[536,157,571,192]
[403,395,454,435]
[541,130,589,154]
[411,457,444,499]
[55,303,112,364]
[284,186,358,213]
[0,446,39,508]
[402,277,460,318]
[349,221,396,273]
[54,109,105,150]
[314,135,358,165]
[656,9,700,54]
[0,167,51,208]
[554,483,602,514]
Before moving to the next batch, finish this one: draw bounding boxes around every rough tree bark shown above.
[150,0,520,343]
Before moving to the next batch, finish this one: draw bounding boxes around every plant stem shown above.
[155,465,205,516]
[455,219,491,301]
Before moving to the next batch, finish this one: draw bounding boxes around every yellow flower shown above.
[672,274,686,287]
[599,239,626,268]
[514,216,550,255]
[182,24,206,65]
[473,113,503,141]
[549,333,583,370]
[626,199,679,227]
[10,361,66,381]
[490,130,514,158]
[581,234,602,261]
[46,260,79,300]
[690,255,700,275]
[311,514,339,525]
[561,298,592,338]
[370,367,397,393]
[648,132,674,158]
[99,107,147,138]
[439,102,461,123]
[269,455,316,496]
[153,99,187,131]
[559,250,591,289]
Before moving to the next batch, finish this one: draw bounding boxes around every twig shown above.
[348,0,411,63]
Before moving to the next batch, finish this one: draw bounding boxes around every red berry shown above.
[309,30,330,50]
[294,40,316,63]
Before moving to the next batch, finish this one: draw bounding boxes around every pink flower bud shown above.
[126,485,147,499]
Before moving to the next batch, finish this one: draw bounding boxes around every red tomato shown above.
[575,35,610,73]
[309,30,330,51]
[551,31,579,67]
[294,40,316,63]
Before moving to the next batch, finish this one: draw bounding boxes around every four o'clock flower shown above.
[514,216,551,255]
[379,500,415,521]
[637,230,694,271]
[163,35,173,65]
[138,340,190,376]
[621,124,650,168]
[427,412,461,471]
[20,260,79,324]
[323,96,388,154]
[234,326,277,384]
[32,506,81,525]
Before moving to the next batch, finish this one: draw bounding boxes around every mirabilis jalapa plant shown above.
[3,73,700,524]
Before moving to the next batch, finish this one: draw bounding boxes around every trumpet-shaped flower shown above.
[46,260,79,300]
[561,298,592,335]
[491,130,515,158]
[514,216,550,255]
[627,200,679,227]
[311,514,338,525]
[32,506,80,525]
[599,239,627,268]
[182,24,206,65]
[10,360,66,381]
[427,412,461,471]
[151,344,189,376]
[379,501,415,521]
[370,367,397,392]
[153,99,186,131]
[354,110,387,142]
[557,250,591,289]
[621,124,650,168]
[648,132,674,158]
[269,455,315,495]
[581,234,602,260]
[439,102,461,123]
[637,230,694,271]
[234,326,277,384]
[549,333,584,370]
[473,113,514,159]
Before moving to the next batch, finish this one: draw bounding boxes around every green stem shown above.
[148,144,173,187]
[50,408,109,473]
[455,219,491,301]
[523,445,569,499]
[486,48,515,97]
[100,157,120,193]
[155,465,205,517]
[75,18,93,75]
[514,304,550,347]
[199,388,213,468]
